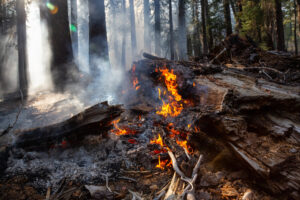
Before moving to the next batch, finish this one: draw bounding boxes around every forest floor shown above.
[0,35,299,200]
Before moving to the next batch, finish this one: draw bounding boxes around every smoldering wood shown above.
[133,42,300,198]
[14,102,123,150]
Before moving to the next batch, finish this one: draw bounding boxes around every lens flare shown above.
[46,2,58,15]
[70,24,77,32]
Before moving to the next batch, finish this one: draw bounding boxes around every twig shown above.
[167,151,188,180]
[118,176,137,182]
[101,173,112,192]
[153,190,166,200]
[209,48,227,64]
[128,190,143,200]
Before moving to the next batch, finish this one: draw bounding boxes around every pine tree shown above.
[178,0,187,60]
[201,0,208,55]
[89,0,108,73]
[169,0,174,60]
[154,0,161,56]
[129,0,137,60]
[144,0,151,52]
[275,0,285,51]
[224,0,232,36]
[16,0,28,96]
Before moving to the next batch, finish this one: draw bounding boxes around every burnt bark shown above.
[201,0,208,55]
[16,0,28,96]
[40,0,77,91]
[169,0,174,60]
[154,0,161,56]
[14,102,123,150]
[129,0,137,60]
[144,0,150,52]
[89,0,109,73]
[223,0,232,36]
[274,0,285,51]
[178,0,187,60]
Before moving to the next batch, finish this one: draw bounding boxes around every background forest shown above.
[0,0,299,98]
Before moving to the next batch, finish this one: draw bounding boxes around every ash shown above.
[4,132,151,191]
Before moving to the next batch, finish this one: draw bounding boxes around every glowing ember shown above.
[156,155,171,170]
[131,64,140,90]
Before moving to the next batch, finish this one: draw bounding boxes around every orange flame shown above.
[112,119,129,135]
[176,139,193,154]
[156,155,172,170]
[150,134,164,147]
[156,67,183,117]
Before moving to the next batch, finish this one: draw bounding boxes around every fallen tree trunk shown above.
[14,102,123,150]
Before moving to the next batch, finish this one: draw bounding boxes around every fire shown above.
[156,67,184,117]
[111,119,136,136]
[132,64,140,90]
[156,155,172,170]
[150,134,164,147]
[159,68,182,102]
[176,139,193,154]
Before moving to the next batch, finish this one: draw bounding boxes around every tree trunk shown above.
[40,0,77,91]
[178,0,187,60]
[70,0,78,62]
[229,0,236,20]
[169,0,174,60]
[294,0,298,55]
[192,0,201,57]
[89,0,108,73]
[297,0,300,36]
[144,0,150,52]
[129,0,137,60]
[223,0,232,36]
[154,0,161,56]
[201,0,208,55]
[274,0,285,51]
[121,0,126,68]
[236,0,243,32]
[205,0,213,51]
[0,0,2,33]
[16,0,28,96]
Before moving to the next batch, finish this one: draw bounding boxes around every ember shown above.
[111,118,136,135]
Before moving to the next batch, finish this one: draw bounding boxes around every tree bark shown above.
[144,0,150,52]
[16,0,28,96]
[201,0,208,55]
[223,0,232,36]
[154,0,161,56]
[169,0,174,60]
[294,0,298,55]
[89,0,109,73]
[192,0,201,57]
[40,0,77,91]
[178,0,187,60]
[236,0,243,32]
[205,0,213,51]
[121,0,126,68]
[297,0,300,36]
[70,0,78,61]
[129,0,137,60]
[274,0,285,51]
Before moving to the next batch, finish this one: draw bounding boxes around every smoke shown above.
[0,31,18,98]
[26,1,53,95]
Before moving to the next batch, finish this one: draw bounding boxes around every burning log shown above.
[130,53,300,199]
[14,102,123,150]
